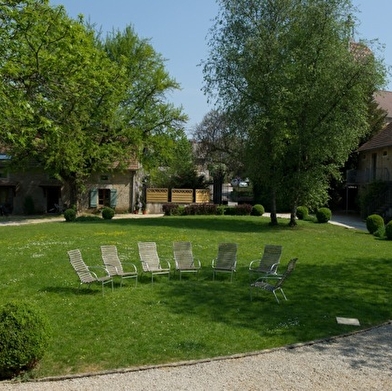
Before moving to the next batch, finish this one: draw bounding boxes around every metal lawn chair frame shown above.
[212,242,237,282]
[101,245,138,287]
[249,244,282,280]
[67,249,113,295]
[250,258,297,303]
[173,241,201,280]
[138,242,171,283]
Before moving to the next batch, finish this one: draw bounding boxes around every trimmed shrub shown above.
[251,204,265,216]
[216,205,225,215]
[385,220,392,239]
[0,301,51,380]
[366,214,384,235]
[63,208,76,222]
[184,203,217,215]
[316,207,332,223]
[296,206,309,220]
[102,207,115,220]
[234,203,253,215]
[162,203,180,216]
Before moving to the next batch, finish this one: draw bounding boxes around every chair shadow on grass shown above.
[162,257,391,340]
[40,286,109,296]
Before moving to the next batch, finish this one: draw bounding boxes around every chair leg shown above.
[273,290,280,303]
[280,288,287,301]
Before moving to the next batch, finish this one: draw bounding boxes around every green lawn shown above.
[0,215,390,378]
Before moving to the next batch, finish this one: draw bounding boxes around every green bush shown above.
[296,206,309,220]
[385,220,392,239]
[316,207,332,223]
[63,208,76,222]
[0,301,51,380]
[162,204,180,216]
[366,214,384,235]
[251,204,264,216]
[216,205,225,215]
[234,204,253,215]
[102,207,115,220]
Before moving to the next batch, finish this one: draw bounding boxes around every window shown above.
[98,189,111,207]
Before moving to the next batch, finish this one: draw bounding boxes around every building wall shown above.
[2,169,61,214]
[0,164,137,214]
[358,147,392,183]
[81,171,136,213]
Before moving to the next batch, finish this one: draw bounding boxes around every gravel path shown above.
[1,322,391,391]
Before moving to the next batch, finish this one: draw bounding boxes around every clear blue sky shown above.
[50,0,392,133]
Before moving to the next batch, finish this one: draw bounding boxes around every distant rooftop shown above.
[374,90,392,123]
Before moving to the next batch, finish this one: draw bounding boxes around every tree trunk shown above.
[213,174,223,205]
[269,188,278,225]
[67,176,79,211]
[289,204,297,227]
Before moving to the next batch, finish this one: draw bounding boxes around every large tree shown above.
[0,0,186,208]
[203,0,386,225]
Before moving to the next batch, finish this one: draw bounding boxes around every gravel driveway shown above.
[1,322,391,391]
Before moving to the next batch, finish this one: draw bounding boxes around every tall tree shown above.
[0,1,186,208]
[203,0,386,225]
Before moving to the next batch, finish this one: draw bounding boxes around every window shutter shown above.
[89,188,98,208]
[110,189,117,208]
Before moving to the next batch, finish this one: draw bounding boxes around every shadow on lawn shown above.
[161,256,391,341]
[42,286,109,296]
[69,215,297,234]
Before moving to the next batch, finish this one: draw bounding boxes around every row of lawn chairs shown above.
[67,242,297,303]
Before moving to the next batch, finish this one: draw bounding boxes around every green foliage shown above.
[316,207,332,223]
[102,207,115,220]
[0,301,50,380]
[184,204,217,215]
[0,2,187,206]
[296,206,309,220]
[385,220,392,240]
[359,181,389,217]
[234,204,253,215]
[366,214,384,235]
[23,196,35,215]
[251,204,265,216]
[204,0,386,223]
[63,208,76,222]
[216,205,226,215]
[162,204,181,216]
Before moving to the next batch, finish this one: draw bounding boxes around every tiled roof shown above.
[374,90,392,120]
[358,122,392,152]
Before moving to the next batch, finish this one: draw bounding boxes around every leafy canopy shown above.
[0,0,187,204]
[203,0,386,224]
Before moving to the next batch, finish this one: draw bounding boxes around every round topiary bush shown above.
[0,301,51,380]
[385,220,392,240]
[316,207,332,223]
[366,214,384,235]
[102,207,115,220]
[63,208,76,222]
[251,204,265,216]
[296,206,309,220]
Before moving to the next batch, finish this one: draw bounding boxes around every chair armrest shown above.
[211,258,216,268]
[248,259,259,270]
[121,262,138,273]
[88,265,110,277]
[193,258,202,268]
[160,259,171,270]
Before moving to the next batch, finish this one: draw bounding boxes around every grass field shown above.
[0,215,390,378]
